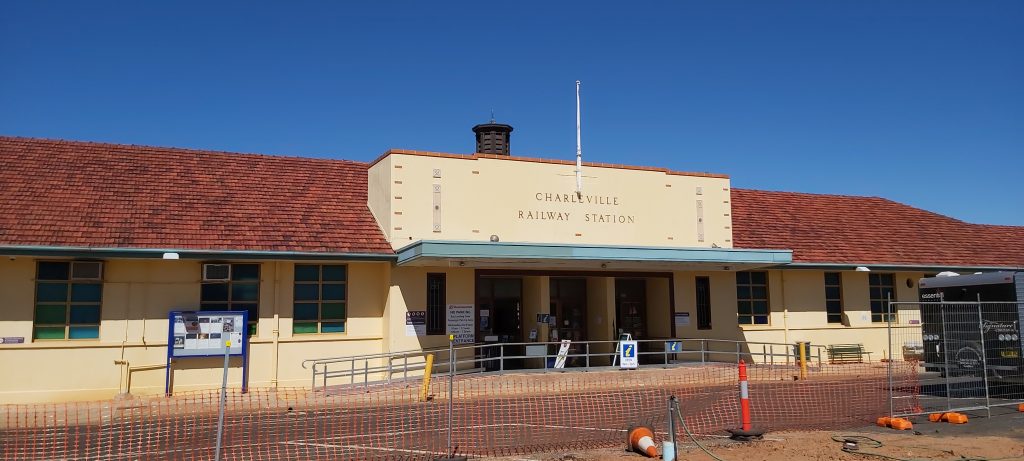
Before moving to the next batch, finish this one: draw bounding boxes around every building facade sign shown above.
[368,152,734,249]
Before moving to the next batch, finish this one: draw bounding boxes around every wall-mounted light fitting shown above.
[162,252,180,260]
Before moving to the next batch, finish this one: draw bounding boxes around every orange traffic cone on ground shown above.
[628,426,658,458]
[928,412,968,424]
[1018,403,1023,412]
[876,416,913,430]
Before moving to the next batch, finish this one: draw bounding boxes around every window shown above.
[34,261,103,340]
[695,276,712,330]
[869,273,896,323]
[736,271,769,325]
[293,264,347,334]
[202,263,260,335]
[824,272,844,324]
[426,273,446,335]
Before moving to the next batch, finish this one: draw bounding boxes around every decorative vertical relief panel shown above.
[696,199,705,242]
[432,184,442,232]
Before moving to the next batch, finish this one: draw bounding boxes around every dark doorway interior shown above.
[550,278,587,366]
[549,278,587,341]
[476,277,523,370]
[615,278,647,340]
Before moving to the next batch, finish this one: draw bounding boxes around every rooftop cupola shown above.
[472,119,513,155]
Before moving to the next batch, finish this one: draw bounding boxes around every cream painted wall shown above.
[368,152,733,249]
[383,266,475,354]
[669,270,929,363]
[675,272,743,340]
[0,255,939,402]
[0,258,391,403]
[691,270,929,363]
[521,276,548,368]
[586,277,615,365]
[645,278,671,338]
[367,154,393,242]
[0,258,37,340]
[521,276,549,343]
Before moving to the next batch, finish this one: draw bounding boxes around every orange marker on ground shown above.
[876,416,912,430]
[628,426,658,458]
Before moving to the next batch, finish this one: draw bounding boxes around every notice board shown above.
[166,310,249,395]
[169,311,246,358]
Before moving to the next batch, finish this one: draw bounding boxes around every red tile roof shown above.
[731,189,1024,268]
[2,136,1021,268]
[0,136,394,255]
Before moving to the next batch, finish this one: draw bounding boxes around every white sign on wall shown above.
[446,304,475,344]
[405,311,426,336]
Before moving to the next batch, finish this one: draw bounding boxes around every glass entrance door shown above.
[476,277,523,370]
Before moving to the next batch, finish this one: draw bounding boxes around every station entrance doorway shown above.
[476,277,524,370]
[472,270,674,370]
[476,277,523,342]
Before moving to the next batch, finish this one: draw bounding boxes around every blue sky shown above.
[2,2,1021,225]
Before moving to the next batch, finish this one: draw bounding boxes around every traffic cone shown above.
[628,426,658,458]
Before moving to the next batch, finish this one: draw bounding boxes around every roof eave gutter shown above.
[0,245,398,261]
[782,262,1024,272]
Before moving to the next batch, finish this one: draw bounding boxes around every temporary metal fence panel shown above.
[2,360,903,461]
[887,301,1024,417]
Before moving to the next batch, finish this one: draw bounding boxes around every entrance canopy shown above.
[396,240,791,271]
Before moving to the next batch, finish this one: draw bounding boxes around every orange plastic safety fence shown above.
[1,362,917,460]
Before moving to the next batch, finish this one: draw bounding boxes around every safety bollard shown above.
[727,359,765,441]
[419,353,434,402]
[798,341,808,380]
[737,358,753,430]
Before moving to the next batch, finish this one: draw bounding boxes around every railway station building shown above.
[1,127,1022,403]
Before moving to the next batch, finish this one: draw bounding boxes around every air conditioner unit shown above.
[202,264,231,281]
[71,261,103,280]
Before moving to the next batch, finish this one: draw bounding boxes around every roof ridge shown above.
[0,135,369,166]
[732,187,883,201]
[733,187,975,224]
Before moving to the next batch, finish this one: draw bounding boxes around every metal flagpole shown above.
[575,80,583,196]
[214,339,231,461]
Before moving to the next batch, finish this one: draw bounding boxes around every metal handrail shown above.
[305,337,834,392]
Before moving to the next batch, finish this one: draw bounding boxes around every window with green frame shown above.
[293,264,347,334]
[201,263,260,335]
[736,271,769,325]
[869,273,896,323]
[34,261,103,340]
